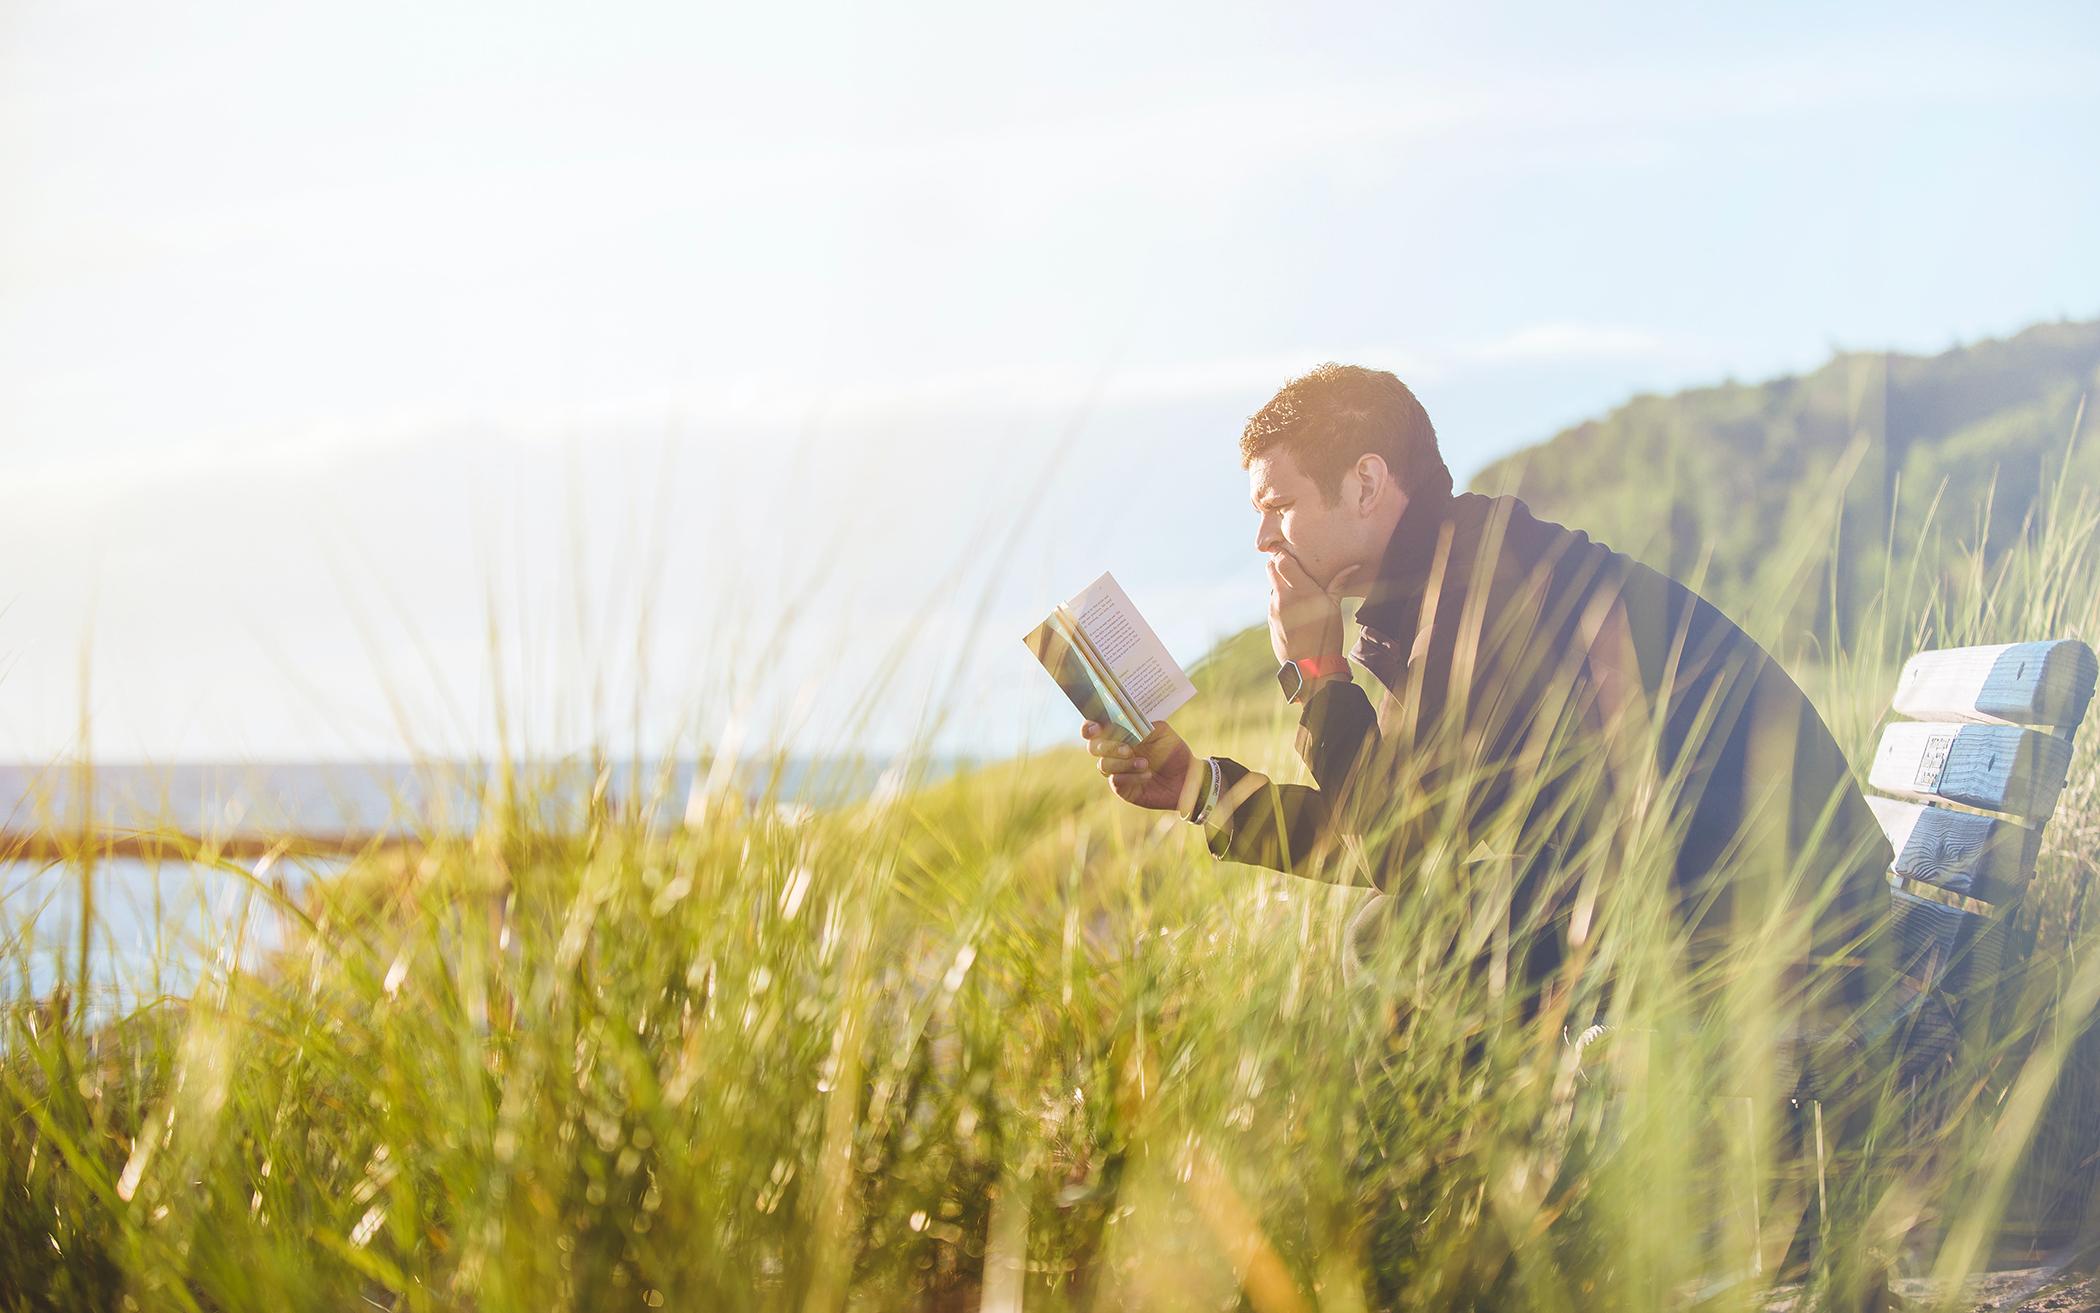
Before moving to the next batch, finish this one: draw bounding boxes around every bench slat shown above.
[1868,722,2075,820]
[1887,886,2009,1067]
[1891,640,2099,728]
[1865,796,2039,905]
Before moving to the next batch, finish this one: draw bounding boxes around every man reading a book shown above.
[1081,363,1894,1072]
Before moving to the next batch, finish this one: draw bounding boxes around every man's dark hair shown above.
[1239,364,1452,506]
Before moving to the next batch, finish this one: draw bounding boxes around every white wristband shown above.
[1189,756,1223,825]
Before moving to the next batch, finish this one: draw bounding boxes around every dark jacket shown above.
[1204,490,1893,1029]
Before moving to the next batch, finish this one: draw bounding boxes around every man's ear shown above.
[1354,454,1392,516]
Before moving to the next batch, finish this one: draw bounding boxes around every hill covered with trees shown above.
[1468,318,2100,652]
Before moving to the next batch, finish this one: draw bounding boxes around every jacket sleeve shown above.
[1296,676,1381,793]
[1200,678,1382,882]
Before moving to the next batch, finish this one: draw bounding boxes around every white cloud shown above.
[1460,323,1695,365]
[0,322,1702,516]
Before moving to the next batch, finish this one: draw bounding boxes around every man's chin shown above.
[1323,560,1372,599]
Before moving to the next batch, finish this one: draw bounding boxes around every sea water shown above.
[1,755,965,1018]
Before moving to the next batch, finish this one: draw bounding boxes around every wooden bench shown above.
[1863,639,2097,1084]
[1566,639,2097,1286]
[1713,640,2098,1283]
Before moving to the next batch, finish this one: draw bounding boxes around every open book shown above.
[1023,572,1196,743]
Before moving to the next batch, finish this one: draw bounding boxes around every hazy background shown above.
[5,0,2099,765]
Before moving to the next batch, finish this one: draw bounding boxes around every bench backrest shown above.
[1863,640,2098,1070]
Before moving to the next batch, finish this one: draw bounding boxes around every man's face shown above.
[1247,450,1362,590]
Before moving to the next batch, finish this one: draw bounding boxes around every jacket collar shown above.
[1353,488,1458,644]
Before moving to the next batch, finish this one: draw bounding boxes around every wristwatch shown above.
[1276,653,1345,704]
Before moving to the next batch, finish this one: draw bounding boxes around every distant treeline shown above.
[1469,318,2100,652]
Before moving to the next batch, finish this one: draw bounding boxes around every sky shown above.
[3,1,2099,764]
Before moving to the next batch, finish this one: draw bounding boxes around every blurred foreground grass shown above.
[7,467,2100,1312]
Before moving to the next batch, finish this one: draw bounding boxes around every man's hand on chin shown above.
[1267,550,1359,667]
[1083,720,1202,814]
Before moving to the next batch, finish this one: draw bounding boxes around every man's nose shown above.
[1255,515,1282,553]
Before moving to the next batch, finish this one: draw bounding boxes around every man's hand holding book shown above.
[1081,718,1206,815]
[1024,572,1220,822]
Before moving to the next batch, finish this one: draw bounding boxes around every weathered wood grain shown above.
[1891,640,2098,728]
[1888,884,2009,1060]
[1865,796,2039,904]
[1868,721,2075,820]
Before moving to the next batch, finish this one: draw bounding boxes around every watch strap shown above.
[1295,652,1346,681]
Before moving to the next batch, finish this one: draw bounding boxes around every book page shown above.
[1021,610,1150,743]
[1066,572,1197,723]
